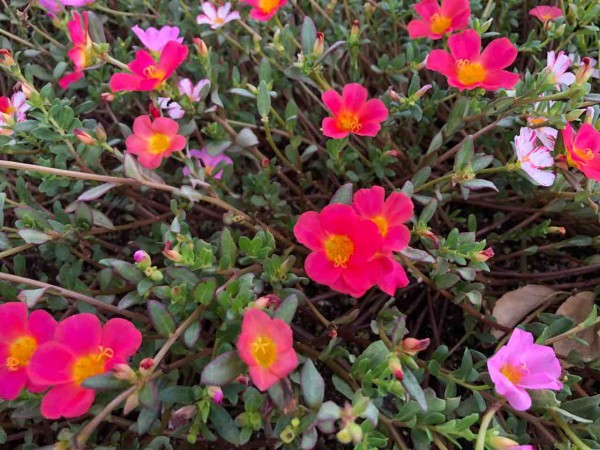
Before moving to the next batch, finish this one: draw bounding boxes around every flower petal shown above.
[41,383,95,419]
[101,319,142,363]
[448,29,480,61]
[294,211,326,250]
[0,367,28,400]
[480,38,518,71]
[322,90,343,115]
[341,83,368,111]
[426,50,456,77]
[54,313,101,355]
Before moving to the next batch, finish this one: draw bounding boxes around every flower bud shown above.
[313,32,325,57]
[0,49,15,67]
[171,405,197,429]
[139,357,155,375]
[95,123,107,142]
[336,427,353,444]
[148,102,161,119]
[584,106,595,125]
[349,20,360,43]
[17,82,34,98]
[413,84,433,100]
[280,426,296,444]
[401,337,430,355]
[74,129,96,145]
[474,247,494,262]
[149,269,164,282]
[388,89,401,102]
[193,38,209,57]
[207,385,224,404]
[388,355,403,381]
[261,157,270,167]
[547,226,566,235]
[100,92,114,102]
[112,363,137,381]
[163,241,184,263]
[236,374,249,385]
[123,391,140,415]
[347,422,363,444]
[575,57,596,84]
[488,436,521,450]
[133,250,150,266]
[254,294,281,309]
[417,228,439,248]
[291,417,300,428]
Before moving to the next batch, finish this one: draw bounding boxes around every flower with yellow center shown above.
[430,13,451,34]
[149,133,171,154]
[6,336,37,371]
[500,363,524,384]
[567,146,594,169]
[336,110,362,133]
[371,216,389,237]
[259,0,280,13]
[324,235,355,268]
[72,346,114,385]
[143,65,166,81]
[456,60,487,86]
[250,336,277,368]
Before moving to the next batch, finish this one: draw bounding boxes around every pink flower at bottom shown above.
[0,303,57,400]
[514,127,555,186]
[426,29,519,91]
[236,308,298,391]
[487,328,562,411]
[321,83,388,139]
[28,313,142,419]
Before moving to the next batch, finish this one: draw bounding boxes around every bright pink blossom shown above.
[487,328,562,411]
[546,51,575,87]
[126,115,187,169]
[0,303,57,400]
[407,0,470,40]
[0,91,30,135]
[514,127,555,186]
[109,41,189,92]
[183,148,233,179]
[562,122,600,181]
[197,2,240,29]
[132,25,183,54]
[236,308,298,391]
[59,11,92,89]
[321,83,388,139]
[28,313,142,419]
[294,204,384,297]
[529,5,562,24]
[241,0,286,21]
[426,29,519,91]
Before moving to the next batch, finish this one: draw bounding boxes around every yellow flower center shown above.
[205,165,214,175]
[143,65,166,80]
[529,117,546,126]
[372,216,388,236]
[214,17,225,25]
[456,60,487,86]
[500,363,523,384]
[336,110,362,133]
[149,133,171,154]
[259,0,279,12]
[251,336,277,368]
[324,235,355,268]
[72,346,114,385]
[1,105,15,114]
[6,336,37,371]
[567,146,594,168]
[430,13,451,34]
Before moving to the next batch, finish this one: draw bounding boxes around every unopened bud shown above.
[336,427,353,444]
[388,355,403,381]
[385,150,400,157]
[112,363,137,381]
[139,357,155,375]
[313,32,324,57]
[254,294,281,309]
[74,129,96,145]
[261,157,270,167]
[17,82,34,98]
[100,92,114,102]
[488,436,521,450]
[0,49,15,67]
[291,417,300,428]
[148,102,160,119]
[584,106,595,124]
[327,324,338,338]
[364,2,375,17]
[163,241,184,263]
[123,391,140,415]
[418,228,439,248]
[349,20,360,43]
[388,89,401,101]
[193,38,209,57]
[171,405,197,429]
[401,337,430,355]
[95,123,107,142]
[474,247,494,262]
[575,57,596,84]
[547,226,566,235]
[149,269,164,282]
[207,385,224,404]
[414,84,432,99]
[236,374,249,385]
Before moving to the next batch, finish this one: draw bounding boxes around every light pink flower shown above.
[132,25,184,54]
[183,148,233,179]
[546,51,575,87]
[514,127,555,187]
[0,91,30,135]
[178,78,210,101]
[157,97,185,119]
[196,2,240,29]
[487,328,562,411]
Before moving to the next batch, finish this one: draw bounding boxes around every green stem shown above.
[475,402,503,450]
[262,118,301,173]
[549,409,592,450]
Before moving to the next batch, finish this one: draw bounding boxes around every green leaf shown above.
[147,300,176,337]
[401,368,427,412]
[274,294,298,323]
[301,359,325,409]
[209,404,240,444]
[183,320,201,348]
[201,351,246,386]
[219,229,237,270]
[301,16,317,54]
[454,137,474,171]
[329,183,353,205]
[257,80,271,118]
[81,373,128,390]
[159,386,195,404]
[0,193,5,228]
[193,278,217,305]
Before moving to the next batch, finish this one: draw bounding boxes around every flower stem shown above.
[475,402,503,450]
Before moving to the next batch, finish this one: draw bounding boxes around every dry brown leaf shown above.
[491,285,558,338]
[554,291,600,361]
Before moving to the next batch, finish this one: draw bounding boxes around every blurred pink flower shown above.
[0,90,30,135]
[59,11,93,89]
[514,127,555,186]
[407,0,470,40]
[132,25,183,53]
[237,308,298,391]
[321,83,388,139]
[546,51,575,87]
[241,0,286,21]
[126,115,186,169]
[562,122,600,181]
[529,5,562,24]
[0,303,57,400]
[183,148,233,179]
[29,314,142,419]
[487,328,562,411]
[197,2,240,29]
[426,30,519,91]
[157,97,185,119]
[178,78,210,101]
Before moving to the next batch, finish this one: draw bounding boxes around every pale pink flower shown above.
[527,100,558,150]
[177,78,210,102]
[157,97,185,119]
[514,127,555,187]
[183,148,233,179]
[487,328,562,411]
[546,51,575,88]
[131,25,184,54]
[0,91,30,135]
[196,2,240,29]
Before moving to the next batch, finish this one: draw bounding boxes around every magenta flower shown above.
[529,5,562,24]
[514,127,555,187]
[196,2,240,29]
[132,25,184,54]
[407,0,470,40]
[546,51,575,88]
[183,148,233,179]
[487,329,562,411]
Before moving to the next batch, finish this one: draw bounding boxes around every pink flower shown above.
[514,127,555,186]
[562,122,600,181]
[197,2,240,29]
[0,91,30,135]
[489,437,535,450]
[109,41,189,92]
[407,0,470,40]
[183,148,233,179]
[0,303,57,400]
[241,0,286,21]
[39,0,61,12]
[474,247,494,262]
[236,308,298,391]
[61,0,95,5]
[132,25,183,54]
[178,78,210,102]
[574,56,598,84]
[546,51,575,87]
[125,115,187,169]
[426,29,519,91]
[28,313,142,419]
[529,5,562,24]
[59,11,93,89]
[157,97,185,119]
[487,328,562,411]
[294,204,384,297]
[401,337,430,355]
[527,117,557,151]
[321,83,388,139]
